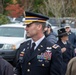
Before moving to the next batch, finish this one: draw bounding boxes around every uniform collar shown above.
[31,35,45,49]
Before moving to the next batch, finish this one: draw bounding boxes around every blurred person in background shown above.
[64,24,76,55]
[44,24,57,44]
[65,57,76,75]
[57,28,75,75]
[0,57,14,75]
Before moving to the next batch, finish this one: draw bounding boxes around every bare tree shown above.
[64,0,76,17]
[0,0,4,14]
[42,0,63,17]
[20,0,34,11]
[38,2,49,16]
[40,0,76,17]
[18,0,76,17]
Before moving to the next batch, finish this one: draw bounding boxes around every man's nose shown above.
[25,27,27,30]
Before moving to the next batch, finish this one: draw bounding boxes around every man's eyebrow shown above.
[26,24,32,27]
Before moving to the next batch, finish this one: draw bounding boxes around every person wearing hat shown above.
[57,28,75,75]
[44,24,57,44]
[14,11,63,75]
[64,24,76,54]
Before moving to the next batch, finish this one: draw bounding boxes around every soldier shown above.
[15,11,63,75]
[0,57,14,75]
[57,28,75,75]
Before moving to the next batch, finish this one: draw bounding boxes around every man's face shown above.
[25,23,40,38]
[65,27,71,33]
[44,26,51,34]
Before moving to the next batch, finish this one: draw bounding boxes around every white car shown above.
[0,23,29,64]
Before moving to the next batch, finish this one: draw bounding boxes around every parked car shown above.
[0,23,30,65]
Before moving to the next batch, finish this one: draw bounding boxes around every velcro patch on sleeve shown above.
[52,44,59,49]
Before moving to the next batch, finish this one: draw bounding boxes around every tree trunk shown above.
[0,0,4,14]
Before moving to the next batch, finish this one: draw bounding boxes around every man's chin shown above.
[26,35,31,38]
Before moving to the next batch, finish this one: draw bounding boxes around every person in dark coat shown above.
[44,24,57,44]
[64,24,76,50]
[0,57,14,75]
[57,28,75,75]
[15,11,63,75]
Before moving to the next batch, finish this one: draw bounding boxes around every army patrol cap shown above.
[25,11,49,25]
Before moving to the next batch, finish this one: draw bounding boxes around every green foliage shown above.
[33,0,43,13]
[17,0,21,4]
[4,0,13,4]
[34,0,43,5]
[0,14,10,25]
[3,0,13,14]
[48,12,55,17]
[4,0,13,7]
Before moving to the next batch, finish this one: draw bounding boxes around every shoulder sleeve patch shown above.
[52,44,59,49]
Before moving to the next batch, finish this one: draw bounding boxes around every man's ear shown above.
[37,24,42,30]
